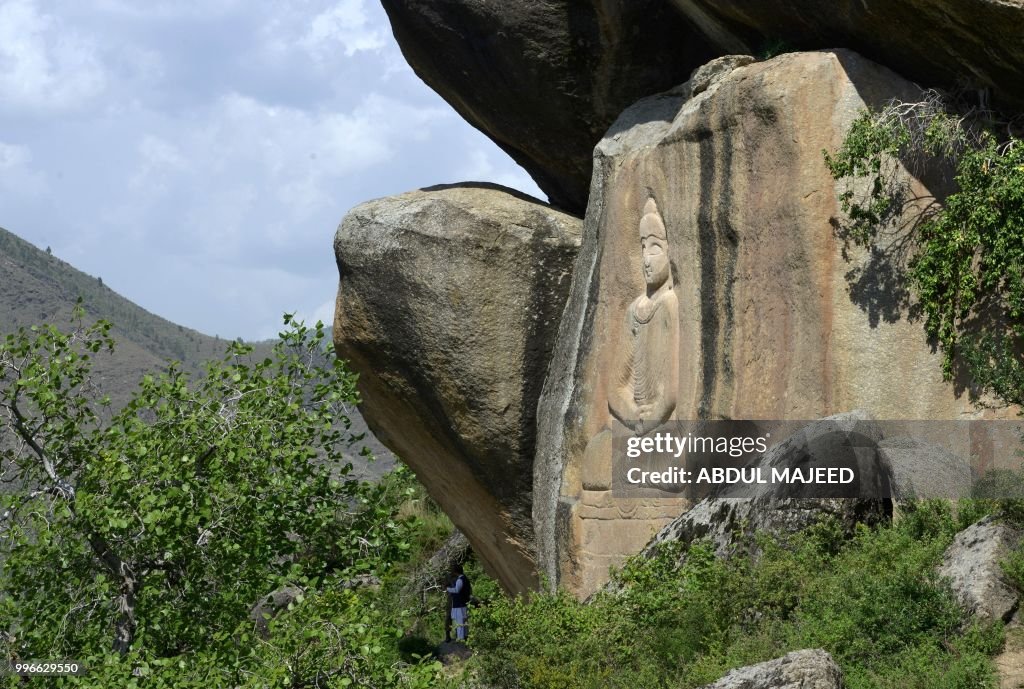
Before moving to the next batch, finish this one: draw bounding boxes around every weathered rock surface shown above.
[937,516,1023,624]
[534,49,1015,596]
[250,586,304,639]
[878,436,973,502]
[996,630,1024,689]
[333,183,581,594]
[436,640,473,665]
[379,0,718,214]
[697,649,845,689]
[689,55,757,97]
[644,413,891,561]
[678,0,1024,110]
[380,1,1023,216]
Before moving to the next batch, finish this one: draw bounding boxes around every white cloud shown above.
[182,183,259,257]
[455,147,545,198]
[92,0,240,19]
[130,135,187,191]
[0,1,542,340]
[0,0,107,112]
[136,91,449,253]
[304,0,386,59]
[0,141,31,169]
[260,0,389,71]
[139,135,186,169]
[0,140,46,197]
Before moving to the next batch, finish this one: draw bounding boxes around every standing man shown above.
[445,563,471,642]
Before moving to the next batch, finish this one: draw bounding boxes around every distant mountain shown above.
[0,226,395,480]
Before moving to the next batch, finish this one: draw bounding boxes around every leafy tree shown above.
[0,311,440,686]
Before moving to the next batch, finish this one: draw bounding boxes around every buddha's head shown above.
[638,197,670,290]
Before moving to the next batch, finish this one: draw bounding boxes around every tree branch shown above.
[4,398,137,654]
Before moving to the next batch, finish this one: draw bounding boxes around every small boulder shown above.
[250,585,304,639]
[436,640,473,665]
[937,516,1023,624]
[689,54,756,96]
[698,649,844,689]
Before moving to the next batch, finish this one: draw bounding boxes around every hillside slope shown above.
[1,226,248,390]
[0,226,394,479]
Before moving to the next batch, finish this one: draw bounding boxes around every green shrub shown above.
[470,506,1002,689]
[1004,544,1024,594]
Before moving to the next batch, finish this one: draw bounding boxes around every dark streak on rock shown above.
[697,121,718,420]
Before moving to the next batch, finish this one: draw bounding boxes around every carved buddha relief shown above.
[582,197,680,491]
[609,196,679,435]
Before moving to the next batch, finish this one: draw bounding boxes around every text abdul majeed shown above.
[623,432,855,486]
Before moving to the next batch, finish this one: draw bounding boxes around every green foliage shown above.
[471,506,1002,689]
[1004,545,1024,596]
[824,95,1024,404]
[912,137,1024,389]
[823,112,912,242]
[0,311,438,687]
[243,582,443,689]
[396,484,455,561]
[757,38,796,60]
[970,467,1024,525]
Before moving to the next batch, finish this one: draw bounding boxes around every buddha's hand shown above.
[636,404,656,434]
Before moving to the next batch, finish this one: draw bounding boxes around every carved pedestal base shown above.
[569,490,685,598]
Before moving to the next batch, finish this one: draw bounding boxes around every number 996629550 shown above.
[3,661,85,676]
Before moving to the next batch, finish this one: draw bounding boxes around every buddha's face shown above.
[641,236,669,288]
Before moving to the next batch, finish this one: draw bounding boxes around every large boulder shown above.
[644,412,891,562]
[937,516,1023,624]
[698,649,845,689]
[677,0,1024,110]
[379,0,718,214]
[534,50,1015,596]
[333,183,581,594]
[877,435,973,503]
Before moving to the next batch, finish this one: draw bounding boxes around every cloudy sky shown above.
[0,0,543,339]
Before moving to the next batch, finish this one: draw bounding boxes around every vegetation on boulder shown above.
[824,92,1024,405]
